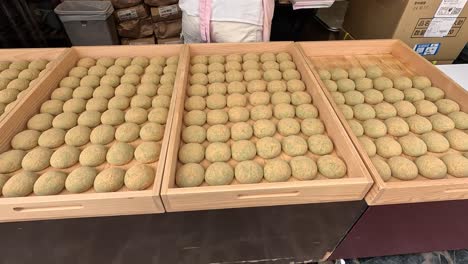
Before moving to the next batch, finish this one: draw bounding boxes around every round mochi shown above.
[50,145,80,169]
[2,171,38,197]
[229,107,250,122]
[324,80,338,92]
[286,80,305,93]
[358,136,376,157]
[393,76,412,90]
[124,164,155,191]
[225,70,243,82]
[436,99,460,115]
[383,88,404,103]
[191,64,208,74]
[0,69,20,80]
[208,55,225,64]
[0,150,25,173]
[263,61,280,71]
[191,55,208,65]
[140,122,164,141]
[95,57,114,67]
[90,125,115,145]
[184,110,206,126]
[250,105,272,121]
[363,119,387,138]
[108,96,130,110]
[206,125,230,142]
[331,68,348,80]
[63,98,86,114]
[150,56,166,67]
[51,87,73,101]
[94,168,125,192]
[101,109,125,126]
[348,67,366,80]
[65,126,91,146]
[231,122,253,140]
[9,60,29,71]
[0,89,19,104]
[365,65,383,79]
[412,76,431,89]
[226,54,242,63]
[423,87,445,102]
[93,85,114,99]
[208,83,227,95]
[344,91,364,105]
[338,104,354,119]
[7,78,30,91]
[267,80,287,93]
[371,157,392,181]
[125,65,144,75]
[176,164,205,187]
[301,118,324,136]
[249,92,270,106]
[205,162,234,186]
[207,109,228,125]
[264,159,291,182]
[416,155,447,179]
[375,136,402,158]
[38,128,65,148]
[115,123,140,143]
[120,73,140,85]
[283,69,301,81]
[403,88,425,102]
[131,95,152,109]
[317,155,346,179]
[414,100,438,116]
[277,118,300,136]
[353,104,376,121]
[231,140,256,161]
[291,91,312,106]
[88,65,107,77]
[445,129,468,151]
[355,78,373,91]
[208,71,225,83]
[253,119,276,138]
[256,137,281,159]
[227,94,247,107]
[388,156,418,180]
[226,61,242,71]
[449,111,468,130]
[227,81,246,94]
[77,111,101,127]
[407,115,432,134]
[373,77,393,91]
[27,113,53,131]
[421,131,450,153]
[208,63,225,73]
[206,94,226,109]
[152,95,171,108]
[135,141,161,163]
[429,114,455,132]
[264,69,282,82]
[441,154,468,177]
[337,79,355,92]
[185,96,205,111]
[21,147,52,172]
[137,83,157,97]
[125,108,148,124]
[179,143,204,163]
[131,56,149,68]
[385,117,409,136]
[348,120,364,136]
[106,65,125,76]
[244,70,262,81]
[78,58,96,69]
[11,130,40,150]
[242,60,259,71]
[29,59,49,71]
[276,52,292,63]
[374,102,397,119]
[331,92,345,105]
[308,134,334,155]
[65,167,97,193]
[399,134,427,157]
[190,73,208,85]
[235,161,263,184]
[80,75,100,88]
[182,125,206,143]
[282,135,308,157]
[394,101,416,117]
[273,103,295,119]
[260,52,276,62]
[106,142,134,165]
[247,80,267,93]
[79,144,107,166]
[290,156,317,180]
[100,75,120,88]
[363,89,384,105]
[148,107,168,124]
[296,104,318,119]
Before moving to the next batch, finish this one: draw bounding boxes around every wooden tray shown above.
[0,48,67,123]
[161,42,373,212]
[0,45,185,222]
[298,40,468,205]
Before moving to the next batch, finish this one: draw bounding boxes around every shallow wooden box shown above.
[161,42,373,212]
[0,45,185,222]
[0,48,67,123]
[298,40,468,206]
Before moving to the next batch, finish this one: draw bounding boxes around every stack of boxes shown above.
[112,0,155,45]
[146,0,183,44]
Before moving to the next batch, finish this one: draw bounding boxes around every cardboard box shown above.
[154,19,181,38]
[151,4,182,22]
[121,36,156,45]
[343,0,468,61]
[156,36,183,44]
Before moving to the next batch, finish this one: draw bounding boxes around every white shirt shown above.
[179,0,264,26]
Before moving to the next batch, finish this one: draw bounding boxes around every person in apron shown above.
[179,0,274,43]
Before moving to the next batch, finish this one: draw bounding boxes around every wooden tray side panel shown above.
[161,42,372,212]
[298,40,396,57]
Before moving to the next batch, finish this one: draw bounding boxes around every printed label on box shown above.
[117,9,138,21]
[425,17,457,37]
[435,0,467,17]
[414,43,441,55]
[412,17,465,37]
[159,5,178,17]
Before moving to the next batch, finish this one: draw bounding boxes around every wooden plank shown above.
[297,40,468,205]
[161,42,373,212]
